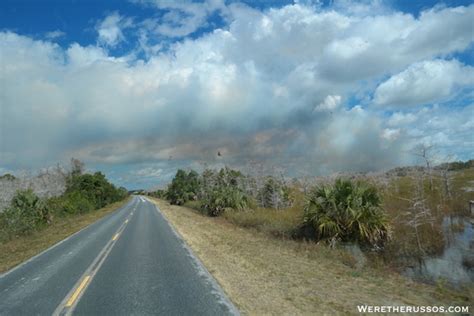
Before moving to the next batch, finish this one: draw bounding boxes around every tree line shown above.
[149,167,389,249]
[0,160,128,241]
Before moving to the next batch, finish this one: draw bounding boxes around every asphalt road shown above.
[0,196,238,316]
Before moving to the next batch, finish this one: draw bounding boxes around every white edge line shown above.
[0,197,136,279]
[144,197,240,316]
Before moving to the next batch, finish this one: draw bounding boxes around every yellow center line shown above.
[112,233,119,241]
[65,275,90,307]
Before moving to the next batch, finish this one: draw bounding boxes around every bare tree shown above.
[70,158,85,176]
[412,144,435,191]
[400,170,435,256]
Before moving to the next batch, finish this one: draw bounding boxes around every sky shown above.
[0,0,473,189]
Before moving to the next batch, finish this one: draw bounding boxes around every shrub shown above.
[0,173,16,181]
[66,172,126,209]
[149,189,167,199]
[0,161,128,241]
[196,167,253,216]
[257,176,291,209]
[1,190,51,236]
[202,186,252,216]
[63,191,95,214]
[166,169,200,205]
[303,179,389,248]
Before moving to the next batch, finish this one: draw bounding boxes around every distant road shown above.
[0,196,237,315]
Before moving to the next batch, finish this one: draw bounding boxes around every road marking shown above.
[53,209,134,316]
[0,198,135,280]
[65,275,90,307]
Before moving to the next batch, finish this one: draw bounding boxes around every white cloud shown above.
[374,59,474,107]
[381,128,401,141]
[401,105,474,159]
[133,167,163,177]
[1,2,473,183]
[139,0,228,37]
[96,12,133,47]
[45,30,66,40]
[314,95,341,112]
[387,112,417,126]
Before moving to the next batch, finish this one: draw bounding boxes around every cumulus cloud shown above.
[138,0,228,37]
[314,95,341,112]
[1,2,473,187]
[374,59,474,107]
[96,12,133,47]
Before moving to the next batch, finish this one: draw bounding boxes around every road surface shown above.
[0,196,238,315]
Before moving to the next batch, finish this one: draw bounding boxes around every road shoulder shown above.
[149,198,471,315]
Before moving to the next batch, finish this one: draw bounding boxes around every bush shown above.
[257,176,291,209]
[166,169,200,205]
[0,162,128,241]
[194,167,253,216]
[303,179,389,248]
[202,186,252,216]
[0,173,16,181]
[149,189,167,199]
[66,172,127,209]
[0,190,51,236]
[63,192,95,214]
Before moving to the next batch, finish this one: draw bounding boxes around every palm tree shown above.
[303,179,389,248]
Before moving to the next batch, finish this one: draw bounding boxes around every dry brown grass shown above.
[0,198,130,273]
[150,198,472,315]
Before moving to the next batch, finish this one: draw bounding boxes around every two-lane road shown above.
[0,196,237,315]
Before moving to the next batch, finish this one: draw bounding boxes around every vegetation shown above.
[303,179,389,248]
[0,161,128,242]
[166,169,199,205]
[200,167,253,216]
[435,159,474,171]
[0,173,16,181]
[152,198,471,315]
[202,186,252,216]
[256,176,291,209]
[160,167,391,247]
[0,190,51,236]
[153,160,474,285]
[162,167,253,216]
[0,199,129,273]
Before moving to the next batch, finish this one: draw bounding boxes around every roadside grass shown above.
[184,199,302,237]
[223,205,303,238]
[151,198,472,315]
[0,198,130,274]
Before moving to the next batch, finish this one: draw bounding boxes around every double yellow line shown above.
[53,205,137,316]
[65,276,90,307]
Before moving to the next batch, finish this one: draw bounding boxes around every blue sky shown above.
[0,0,473,189]
[2,0,472,54]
